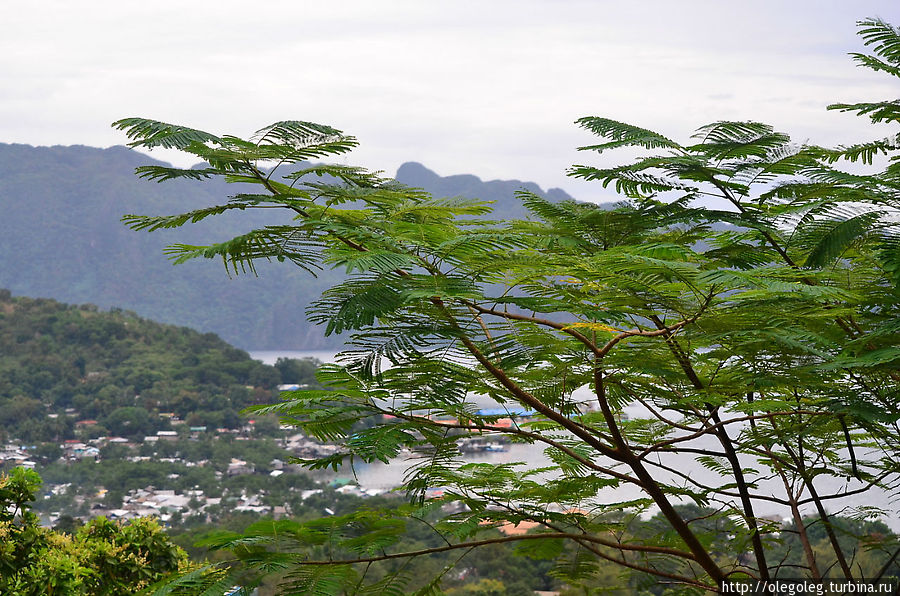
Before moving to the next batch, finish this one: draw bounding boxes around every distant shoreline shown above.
[248,349,338,365]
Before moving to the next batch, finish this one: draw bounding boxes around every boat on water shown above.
[458,437,510,453]
[481,443,508,452]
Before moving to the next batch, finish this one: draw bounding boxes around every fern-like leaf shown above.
[575,117,682,152]
[112,118,223,150]
[803,211,884,268]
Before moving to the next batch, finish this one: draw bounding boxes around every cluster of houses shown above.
[2,424,350,477]
[282,433,343,458]
[0,444,35,469]
[2,414,528,530]
[40,467,388,528]
[44,484,283,527]
[11,414,276,467]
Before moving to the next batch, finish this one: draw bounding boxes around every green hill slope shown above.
[0,290,285,443]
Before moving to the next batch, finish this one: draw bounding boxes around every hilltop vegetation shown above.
[0,290,296,443]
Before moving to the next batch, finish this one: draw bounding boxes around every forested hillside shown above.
[0,143,571,349]
[0,290,288,443]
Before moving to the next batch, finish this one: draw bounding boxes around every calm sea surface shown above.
[250,350,900,530]
[249,349,339,365]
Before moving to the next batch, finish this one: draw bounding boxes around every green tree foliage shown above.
[0,468,187,595]
[274,357,323,387]
[117,19,900,594]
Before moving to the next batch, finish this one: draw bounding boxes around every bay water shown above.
[251,350,899,530]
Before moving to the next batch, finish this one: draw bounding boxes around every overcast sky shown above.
[2,1,898,202]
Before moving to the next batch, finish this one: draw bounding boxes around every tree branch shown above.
[295,531,696,565]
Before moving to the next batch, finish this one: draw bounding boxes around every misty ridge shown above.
[0,143,573,350]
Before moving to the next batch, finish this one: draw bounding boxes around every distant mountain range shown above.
[396,162,572,219]
[0,143,572,349]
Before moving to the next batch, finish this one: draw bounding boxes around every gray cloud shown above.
[2,0,898,201]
